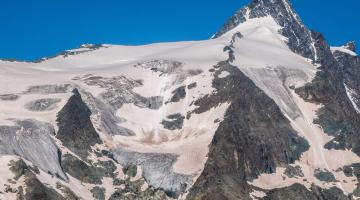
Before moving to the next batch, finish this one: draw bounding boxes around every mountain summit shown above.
[0,0,359,199]
[214,0,317,60]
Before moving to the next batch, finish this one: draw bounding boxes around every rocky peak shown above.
[343,41,356,52]
[213,0,317,61]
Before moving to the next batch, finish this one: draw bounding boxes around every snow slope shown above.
[0,6,359,200]
[0,36,234,198]
[227,16,360,194]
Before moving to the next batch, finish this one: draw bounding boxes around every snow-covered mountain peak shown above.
[330,41,357,57]
[213,0,317,61]
[213,0,301,37]
[343,41,356,52]
[1,1,360,199]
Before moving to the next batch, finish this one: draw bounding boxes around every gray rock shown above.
[263,183,350,200]
[82,75,164,110]
[134,60,183,75]
[81,90,136,136]
[187,59,308,199]
[31,44,107,63]
[161,113,185,130]
[8,159,29,180]
[134,60,202,90]
[295,31,360,156]
[61,154,116,184]
[56,183,80,200]
[284,165,304,178]
[56,89,102,159]
[114,148,192,198]
[342,163,360,180]
[0,119,66,180]
[91,186,105,200]
[0,120,67,180]
[314,169,337,182]
[122,164,137,178]
[134,95,164,110]
[26,84,71,94]
[25,98,61,111]
[343,41,356,52]
[108,183,168,200]
[231,32,244,44]
[0,94,19,101]
[23,171,66,200]
[168,86,186,103]
[187,82,197,89]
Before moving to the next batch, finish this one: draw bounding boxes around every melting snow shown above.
[344,83,360,113]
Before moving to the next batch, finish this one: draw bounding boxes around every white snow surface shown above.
[331,46,358,56]
[0,35,231,198]
[0,14,359,198]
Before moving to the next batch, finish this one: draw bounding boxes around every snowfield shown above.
[0,8,359,199]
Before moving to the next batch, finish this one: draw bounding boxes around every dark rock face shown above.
[91,186,106,200]
[108,185,167,200]
[187,61,308,199]
[56,89,102,159]
[343,41,356,52]
[263,184,350,200]
[343,163,360,179]
[295,32,360,156]
[187,82,197,89]
[9,159,30,180]
[110,175,168,199]
[334,45,360,112]
[314,169,337,182]
[135,96,164,110]
[56,183,80,200]
[161,113,185,130]
[24,172,66,200]
[342,163,360,197]
[284,165,304,178]
[61,153,116,184]
[213,0,316,60]
[30,44,107,63]
[122,164,137,178]
[168,86,186,103]
[263,184,314,200]
[8,159,66,200]
[56,44,105,58]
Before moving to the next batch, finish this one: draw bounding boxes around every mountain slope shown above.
[0,0,359,199]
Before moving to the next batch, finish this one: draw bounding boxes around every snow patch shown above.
[344,83,360,113]
[218,70,230,78]
[331,46,357,56]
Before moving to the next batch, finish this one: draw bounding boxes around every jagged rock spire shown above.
[343,41,356,52]
[213,0,317,61]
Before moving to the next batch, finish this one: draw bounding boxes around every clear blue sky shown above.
[0,0,359,61]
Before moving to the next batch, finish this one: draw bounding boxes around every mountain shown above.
[0,0,359,199]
